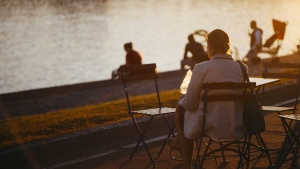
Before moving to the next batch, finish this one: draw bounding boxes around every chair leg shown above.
[248,134,265,167]
[195,138,209,169]
[194,137,253,169]
[158,124,175,157]
[158,115,176,157]
[275,119,300,168]
[275,135,299,168]
[257,134,273,166]
[129,116,155,167]
[199,139,213,168]
[198,139,248,168]
[243,134,273,169]
[220,143,226,162]
[282,118,300,157]
[244,135,252,169]
[237,138,245,169]
[195,140,201,168]
[219,142,230,169]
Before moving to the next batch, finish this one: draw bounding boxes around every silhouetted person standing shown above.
[246,20,263,64]
[111,42,142,79]
[181,34,208,70]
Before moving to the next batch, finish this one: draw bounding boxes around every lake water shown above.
[1,0,300,94]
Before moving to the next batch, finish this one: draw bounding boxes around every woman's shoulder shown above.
[193,60,212,72]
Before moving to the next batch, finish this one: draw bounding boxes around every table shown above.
[180,70,280,94]
[276,114,300,168]
[249,77,280,87]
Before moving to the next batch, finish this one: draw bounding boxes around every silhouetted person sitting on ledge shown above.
[112,42,142,80]
[181,34,208,70]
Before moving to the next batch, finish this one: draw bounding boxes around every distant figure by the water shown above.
[111,42,142,79]
[245,20,263,64]
[181,34,208,70]
[124,42,142,65]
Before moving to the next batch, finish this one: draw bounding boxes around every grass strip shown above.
[0,90,180,149]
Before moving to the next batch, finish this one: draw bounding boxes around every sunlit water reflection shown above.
[1,0,300,94]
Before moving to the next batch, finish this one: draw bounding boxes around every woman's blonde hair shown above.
[207,29,230,54]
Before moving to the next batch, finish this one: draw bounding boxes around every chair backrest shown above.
[262,63,300,79]
[119,63,161,112]
[201,82,256,135]
[262,62,300,111]
[202,82,256,112]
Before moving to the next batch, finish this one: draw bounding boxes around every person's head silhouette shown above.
[250,20,257,29]
[124,42,133,52]
[188,34,195,42]
[207,29,230,58]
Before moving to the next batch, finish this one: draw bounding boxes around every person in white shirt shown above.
[246,20,263,64]
[168,29,247,169]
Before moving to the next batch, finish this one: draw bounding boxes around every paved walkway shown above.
[87,107,300,169]
[12,103,297,169]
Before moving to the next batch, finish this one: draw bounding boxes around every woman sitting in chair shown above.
[169,29,248,168]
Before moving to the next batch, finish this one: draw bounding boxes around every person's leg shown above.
[181,59,186,70]
[246,49,261,64]
[190,62,196,71]
[115,66,124,79]
[181,58,196,70]
[112,69,118,80]
[171,99,194,169]
[246,49,255,59]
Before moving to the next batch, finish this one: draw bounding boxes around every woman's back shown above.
[183,54,246,141]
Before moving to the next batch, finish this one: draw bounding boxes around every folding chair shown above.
[119,63,176,167]
[259,62,300,165]
[195,82,272,168]
[261,62,300,115]
[273,47,300,168]
[276,114,300,168]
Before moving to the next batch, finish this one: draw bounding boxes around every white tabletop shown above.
[180,70,279,94]
[249,77,280,87]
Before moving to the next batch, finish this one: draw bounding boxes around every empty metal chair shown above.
[261,62,300,115]
[119,63,176,167]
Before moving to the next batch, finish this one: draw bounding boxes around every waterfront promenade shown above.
[1,53,300,168]
[1,53,298,120]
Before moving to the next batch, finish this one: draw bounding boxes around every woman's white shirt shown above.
[178,54,248,141]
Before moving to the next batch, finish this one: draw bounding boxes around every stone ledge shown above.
[0,69,187,102]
